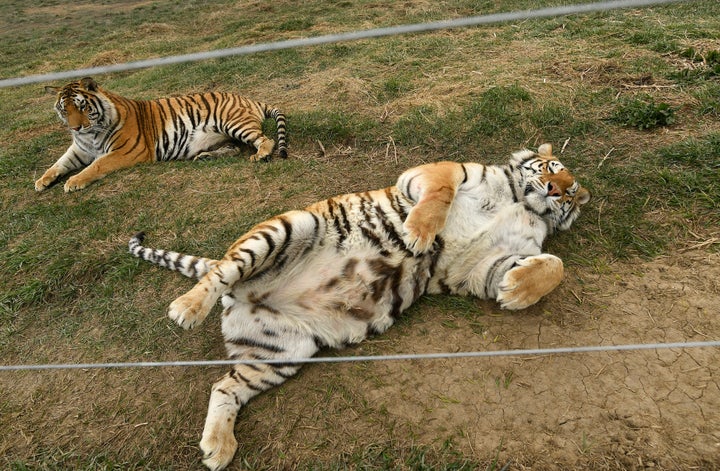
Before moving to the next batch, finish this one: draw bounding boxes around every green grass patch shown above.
[609,95,676,130]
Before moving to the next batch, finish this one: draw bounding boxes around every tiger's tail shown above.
[128,232,218,280]
[266,106,288,159]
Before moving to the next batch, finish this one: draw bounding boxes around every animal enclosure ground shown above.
[1,1,719,470]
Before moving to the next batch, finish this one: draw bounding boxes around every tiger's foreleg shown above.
[496,254,564,310]
[35,145,92,191]
[64,149,152,192]
[397,161,467,254]
[200,332,318,471]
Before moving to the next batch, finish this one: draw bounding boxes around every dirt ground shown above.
[347,249,720,469]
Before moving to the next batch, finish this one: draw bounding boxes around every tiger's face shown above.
[46,77,103,133]
[514,144,591,232]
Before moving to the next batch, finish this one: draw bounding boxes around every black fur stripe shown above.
[226,336,286,354]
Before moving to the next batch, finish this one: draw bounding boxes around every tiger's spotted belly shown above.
[219,247,432,351]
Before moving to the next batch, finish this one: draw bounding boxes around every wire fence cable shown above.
[0,0,687,88]
[2,340,719,372]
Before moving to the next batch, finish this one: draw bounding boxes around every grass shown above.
[609,95,676,130]
[1,0,719,469]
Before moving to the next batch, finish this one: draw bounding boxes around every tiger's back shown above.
[36,77,287,192]
[136,91,288,162]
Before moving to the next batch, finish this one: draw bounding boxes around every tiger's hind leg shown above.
[248,136,275,162]
[496,254,564,310]
[200,330,318,471]
[168,260,241,329]
[193,144,241,161]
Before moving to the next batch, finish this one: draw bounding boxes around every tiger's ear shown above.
[79,77,98,92]
[44,86,60,95]
[537,143,554,158]
[576,187,591,206]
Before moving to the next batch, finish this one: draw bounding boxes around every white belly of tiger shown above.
[187,129,234,155]
[219,247,424,349]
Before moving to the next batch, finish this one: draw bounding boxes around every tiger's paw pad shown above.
[168,295,209,329]
[200,431,238,471]
[496,254,564,310]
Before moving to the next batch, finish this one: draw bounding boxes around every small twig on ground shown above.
[316,139,326,157]
[561,137,571,154]
[598,147,614,168]
[386,136,398,164]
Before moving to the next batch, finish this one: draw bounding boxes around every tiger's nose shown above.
[547,182,562,197]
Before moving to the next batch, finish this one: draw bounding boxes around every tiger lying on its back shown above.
[128,143,590,470]
[36,77,287,192]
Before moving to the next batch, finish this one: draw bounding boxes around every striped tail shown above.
[128,232,218,280]
[268,107,288,158]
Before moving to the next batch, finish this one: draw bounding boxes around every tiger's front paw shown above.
[496,254,564,310]
[35,170,59,192]
[200,429,238,471]
[64,175,89,192]
[35,178,51,192]
[402,213,442,254]
[168,294,211,329]
[402,224,436,255]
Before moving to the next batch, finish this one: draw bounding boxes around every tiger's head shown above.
[512,143,591,232]
[45,77,110,133]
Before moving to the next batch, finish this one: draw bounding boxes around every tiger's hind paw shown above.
[168,293,212,329]
[496,254,564,310]
[200,429,238,471]
[249,152,271,163]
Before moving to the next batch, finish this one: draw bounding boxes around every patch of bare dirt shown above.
[338,250,720,469]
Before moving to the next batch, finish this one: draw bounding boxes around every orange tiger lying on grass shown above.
[36,77,287,192]
[128,143,590,470]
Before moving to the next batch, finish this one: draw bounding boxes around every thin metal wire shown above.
[0,0,687,88]
[2,340,718,372]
